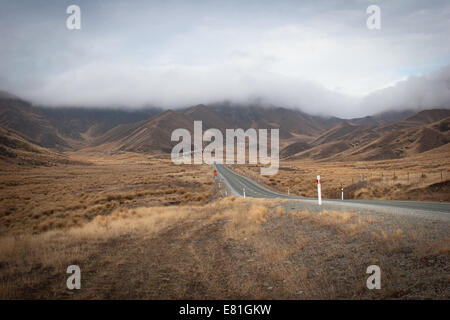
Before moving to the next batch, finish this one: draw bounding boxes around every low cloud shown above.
[21,63,450,118]
[22,61,356,115]
[360,66,450,116]
[1,0,449,118]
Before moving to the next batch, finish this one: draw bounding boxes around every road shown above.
[215,163,450,216]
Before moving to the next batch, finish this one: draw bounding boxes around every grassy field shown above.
[0,196,448,299]
[0,151,449,299]
[234,146,450,201]
[0,152,213,235]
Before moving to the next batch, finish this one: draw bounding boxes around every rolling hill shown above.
[1,91,449,162]
[0,126,83,166]
[283,109,450,161]
[0,94,162,151]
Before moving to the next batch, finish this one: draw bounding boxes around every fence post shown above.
[317,175,322,205]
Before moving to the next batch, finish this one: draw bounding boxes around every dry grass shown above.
[234,146,450,201]
[0,197,278,298]
[0,196,448,299]
[0,152,214,235]
[0,150,448,299]
[223,204,268,239]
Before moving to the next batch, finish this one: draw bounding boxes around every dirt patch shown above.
[0,198,448,299]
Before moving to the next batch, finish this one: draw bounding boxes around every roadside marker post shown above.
[317,175,322,205]
[243,187,246,198]
[341,187,344,201]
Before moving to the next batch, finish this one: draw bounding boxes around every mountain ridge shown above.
[1,91,449,162]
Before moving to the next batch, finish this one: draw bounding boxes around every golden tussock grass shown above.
[223,204,268,239]
[0,153,215,235]
[0,196,286,299]
[234,148,450,202]
[0,196,448,299]
[1,151,449,299]
[289,209,374,237]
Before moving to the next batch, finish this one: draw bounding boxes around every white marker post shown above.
[317,175,322,205]
[341,187,344,201]
[243,187,246,198]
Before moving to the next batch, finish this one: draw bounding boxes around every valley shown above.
[0,92,449,299]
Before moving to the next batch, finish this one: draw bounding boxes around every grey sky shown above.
[0,0,449,117]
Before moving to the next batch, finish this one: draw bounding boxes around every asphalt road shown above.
[215,163,450,216]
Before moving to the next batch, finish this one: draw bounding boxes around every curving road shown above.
[215,163,450,216]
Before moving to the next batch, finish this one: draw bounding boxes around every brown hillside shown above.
[287,141,352,160]
[95,110,194,154]
[347,118,449,161]
[283,109,450,161]
[0,126,82,166]
[280,141,312,158]
[0,98,70,150]
[91,103,339,154]
[205,104,331,138]
[311,121,374,146]
[403,109,450,125]
[1,91,448,160]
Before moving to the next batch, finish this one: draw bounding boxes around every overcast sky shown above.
[0,0,449,117]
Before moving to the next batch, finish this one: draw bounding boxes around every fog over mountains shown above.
[1,1,449,118]
[1,1,449,162]
[1,92,449,165]
[2,63,450,120]
[13,64,449,119]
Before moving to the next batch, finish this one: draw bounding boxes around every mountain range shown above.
[0,91,449,163]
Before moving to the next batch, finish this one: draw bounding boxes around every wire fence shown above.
[233,166,449,199]
[348,170,446,186]
[324,169,448,199]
